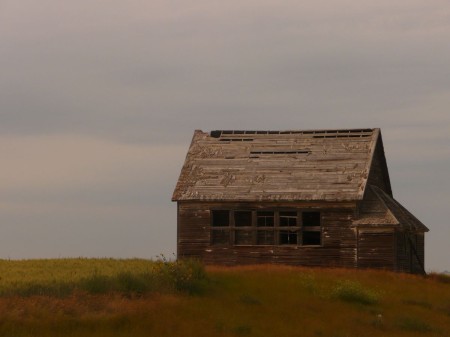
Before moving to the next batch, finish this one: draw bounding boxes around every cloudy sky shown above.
[1,1,449,271]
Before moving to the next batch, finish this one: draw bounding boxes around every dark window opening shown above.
[212,210,230,227]
[257,211,274,227]
[210,209,321,247]
[280,211,297,226]
[302,211,321,245]
[235,211,252,227]
[235,230,253,245]
[257,230,274,245]
[211,229,229,245]
[303,212,321,226]
[280,230,298,245]
[302,231,321,245]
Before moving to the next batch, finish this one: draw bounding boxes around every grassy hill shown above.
[0,259,449,337]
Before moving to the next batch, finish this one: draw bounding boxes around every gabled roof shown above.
[172,128,385,202]
[354,186,429,232]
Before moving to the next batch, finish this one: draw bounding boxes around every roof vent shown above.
[313,134,371,139]
[210,129,373,138]
[220,138,254,142]
[210,130,222,138]
[250,150,310,155]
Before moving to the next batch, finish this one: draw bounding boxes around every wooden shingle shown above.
[173,128,381,202]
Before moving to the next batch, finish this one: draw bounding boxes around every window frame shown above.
[209,209,322,247]
[278,210,300,246]
[233,210,255,245]
[210,209,231,246]
[256,210,275,245]
[301,211,322,246]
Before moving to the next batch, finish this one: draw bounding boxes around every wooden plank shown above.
[173,129,376,202]
[178,201,357,268]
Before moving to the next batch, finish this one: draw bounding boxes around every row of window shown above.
[210,210,322,246]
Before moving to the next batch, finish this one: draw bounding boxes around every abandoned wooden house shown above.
[172,128,429,274]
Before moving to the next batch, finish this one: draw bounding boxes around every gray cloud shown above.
[2,1,450,141]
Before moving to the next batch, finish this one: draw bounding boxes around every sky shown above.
[1,0,449,271]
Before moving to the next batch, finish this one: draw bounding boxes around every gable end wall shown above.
[366,135,393,196]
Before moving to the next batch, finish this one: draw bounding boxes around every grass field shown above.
[0,259,449,337]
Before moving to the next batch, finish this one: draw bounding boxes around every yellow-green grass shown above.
[0,258,206,296]
[0,259,449,337]
[0,258,153,286]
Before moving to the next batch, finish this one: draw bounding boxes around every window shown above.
[280,230,298,245]
[234,210,253,245]
[257,230,274,245]
[235,211,252,227]
[302,231,321,245]
[212,210,230,227]
[211,210,230,245]
[279,211,299,245]
[302,212,321,245]
[235,230,253,245]
[210,210,322,246]
[303,212,320,226]
[280,211,297,226]
[257,211,274,245]
[257,211,274,227]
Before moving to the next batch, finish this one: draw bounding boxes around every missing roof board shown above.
[250,150,310,155]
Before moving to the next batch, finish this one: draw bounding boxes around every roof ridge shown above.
[210,128,376,138]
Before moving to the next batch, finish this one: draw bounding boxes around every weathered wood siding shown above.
[415,233,425,272]
[357,228,394,270]
[395,231,407,272]
[177,201,358,268]
[395,231,425,273]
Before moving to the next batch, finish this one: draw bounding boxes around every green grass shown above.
[0,257,206,296]
[0,260,449,337]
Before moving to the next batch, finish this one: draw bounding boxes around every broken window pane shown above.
[280,230,298,245]
[235,211,252,227]
[303,212,320,226]
[212,210,230,227]
[235,230,253,245]
[302,231,321,245]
